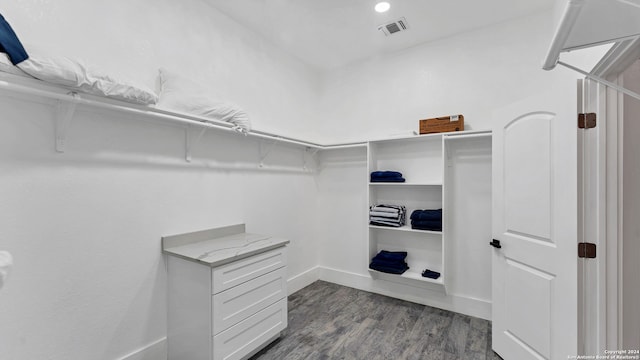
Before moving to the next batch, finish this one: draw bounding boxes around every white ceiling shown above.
[206,0,556,70]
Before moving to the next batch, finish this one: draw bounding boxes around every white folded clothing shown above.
[369,211,400,218]
[371,205,401,212]
[370,218,401,224]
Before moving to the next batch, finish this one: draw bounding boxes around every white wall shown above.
[0,1,322,359]
[317,11,567,144]
[1,0,321,140]
[622,60,640,349]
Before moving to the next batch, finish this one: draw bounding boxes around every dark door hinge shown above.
[578,113,596,129]
[578,242,596,258]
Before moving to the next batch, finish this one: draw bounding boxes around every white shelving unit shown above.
[366,130,492,292]
[367,133,446,291]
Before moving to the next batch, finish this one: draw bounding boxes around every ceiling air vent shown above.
[378,17,409,36]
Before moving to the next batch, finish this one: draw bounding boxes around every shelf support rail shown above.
[185,126,208,162]
[302,147,320,171]
[55,92,80,153]
[259,139,279,168]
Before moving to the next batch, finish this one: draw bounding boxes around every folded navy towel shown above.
[371,177,406,183]
[370,171,403,178]
[375,250,408,261]
[369,263,409,275]
[370,250,410,274]
[411,219,442,226]
[412,226,442,231]
[411,220,442,231]
[421,269,440,279]
[370,258,406,268]
[410,209,443,221]
[0,13,28,65]
[370,171,406,183]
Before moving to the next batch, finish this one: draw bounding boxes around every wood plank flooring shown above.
[251,281,502,360]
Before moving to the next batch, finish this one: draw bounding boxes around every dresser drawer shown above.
[212,267,286,335]
[212,246,286,294]
[213,298,287,360]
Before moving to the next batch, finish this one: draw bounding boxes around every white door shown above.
[492,81,578,359]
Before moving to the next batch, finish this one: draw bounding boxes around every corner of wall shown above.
[116,338,167,360]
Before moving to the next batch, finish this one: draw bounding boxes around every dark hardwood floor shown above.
[251,281,502,360]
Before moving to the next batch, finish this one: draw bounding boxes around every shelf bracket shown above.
[185,126,207,162]
[302,147,320,171]
[259,139,279,168]
[54,92,79,153]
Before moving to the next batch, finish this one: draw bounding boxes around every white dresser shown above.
[162,224,289,360]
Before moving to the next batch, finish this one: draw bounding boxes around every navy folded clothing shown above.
[421,269,440,279]
[411,220,442,231]
[370,258,406,268]
[0,13,28,65]
[412,225,442,231]
[370,171,406,183]
[410,209,443,221]
[370,250,409,274]
[371,171,403,178]
[411,219,442,226]
[369,263,409,275]
[371,177,406,183]
[374,250,407,261]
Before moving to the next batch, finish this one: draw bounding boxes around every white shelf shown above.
[369,182,442,186]
[368,132,443,143]
[368,269,444,286]
[368,224,442,235]
[0,72,368,153]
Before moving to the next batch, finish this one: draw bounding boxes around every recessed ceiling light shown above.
[375,2,390,13]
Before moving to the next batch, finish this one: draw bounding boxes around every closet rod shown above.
[558,61,640,101]
[0,78,367,150]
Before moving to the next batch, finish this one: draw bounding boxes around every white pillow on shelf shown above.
[16,46,158,105]
[157,67,251,134]
[0,52,31,78]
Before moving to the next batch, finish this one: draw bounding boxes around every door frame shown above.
[580,41,639,352]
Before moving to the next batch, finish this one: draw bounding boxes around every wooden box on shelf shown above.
[419,115,464,134]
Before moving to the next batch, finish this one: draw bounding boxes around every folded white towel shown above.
[370,216,402,222]
[370,206,400,214]
[370,211,399,218]
[0,251,12,290]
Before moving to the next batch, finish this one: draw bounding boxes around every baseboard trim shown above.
[317,266,492,320]
[116,337,166,360]
[287,266,321,295]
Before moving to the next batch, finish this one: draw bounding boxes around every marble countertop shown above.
[162,224,289,267]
